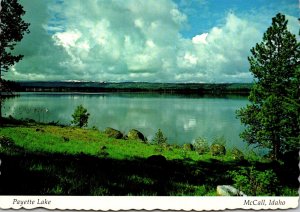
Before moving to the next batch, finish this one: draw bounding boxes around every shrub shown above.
[281,187,299,196]
[193,137,209,154]
[229,166,279,196]
[231,147,244,160]
[71,105,90,128]
[152,129,167,145]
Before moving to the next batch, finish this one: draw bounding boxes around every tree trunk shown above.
[272,135,280,160]
[0,78,2,124]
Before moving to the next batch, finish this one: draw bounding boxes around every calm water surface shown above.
[3,92,249,150]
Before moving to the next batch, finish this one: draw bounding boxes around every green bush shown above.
[193,137,209,155]
[281,187,299,196]
[71,105,90,128]
[229,166,279,196]
[231,147,244,160]
[152,129,167,145]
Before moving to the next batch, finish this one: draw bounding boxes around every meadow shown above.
[0,117,298,196]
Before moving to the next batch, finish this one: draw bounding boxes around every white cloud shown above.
[5,0,299,83]
[192,33,208,44]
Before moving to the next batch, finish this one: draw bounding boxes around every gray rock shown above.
[211,144,226,156]
[183,143,194,151]
[231,147,244,160]
[127,129,146,142]
[104,127,123,139]
[217,185,246,196]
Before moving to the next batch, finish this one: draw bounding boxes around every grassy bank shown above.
[0,118,298,195]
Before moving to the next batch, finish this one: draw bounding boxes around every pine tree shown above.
[0,0,30,121]
[0,0,30,79]
[152,129,167,145]
[237,13,300,160]
[71,105,90,128]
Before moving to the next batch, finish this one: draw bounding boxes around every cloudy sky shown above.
[6,0,299,82]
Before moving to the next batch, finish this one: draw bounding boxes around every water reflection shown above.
[3,92,248,149]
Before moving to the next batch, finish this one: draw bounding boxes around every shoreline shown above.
[0,117,298,196]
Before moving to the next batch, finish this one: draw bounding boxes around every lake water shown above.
[2,92,250,150]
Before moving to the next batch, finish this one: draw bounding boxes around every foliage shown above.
[152,129,167,145]
[71,105,90,128]
[229,166,279,196]
[280,187,299,196]
[0,0,30,77]
[193,137,210,155]
[237,13,300,160]
[231,147,244,160]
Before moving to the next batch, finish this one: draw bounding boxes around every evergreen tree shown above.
[237,13,300,160]
[0,0,30,121]
[71,105,90,128]
[152,129,167,145]
[0,0,30,79]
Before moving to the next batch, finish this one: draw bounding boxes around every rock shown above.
[127,129,146,142]
[231,148,244,160]
[195,143,210,155]
[211,144,226,156]
[104,127,123,139]
[193,138,210,154]
[146,155,167,165]
[217,185,246,196]
[183,143,194,151]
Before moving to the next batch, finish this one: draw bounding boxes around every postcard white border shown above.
[0,196,298,210]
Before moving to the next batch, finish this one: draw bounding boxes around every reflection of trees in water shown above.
[0,94,18,123]
[4,105,49,123]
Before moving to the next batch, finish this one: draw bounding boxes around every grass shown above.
[0,117,298,196]
[0,122,233,161]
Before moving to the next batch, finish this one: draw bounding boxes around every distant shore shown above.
[11,81,252,94]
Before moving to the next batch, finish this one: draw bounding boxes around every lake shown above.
[2,92,250,150]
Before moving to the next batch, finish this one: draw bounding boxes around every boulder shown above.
[211,144,226,156]
[183,143,194,151]
[127,129,146,142]
[217,185,246,196]
[104,127,123,139]
[231,148,244,160]
[194,143,210,155]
